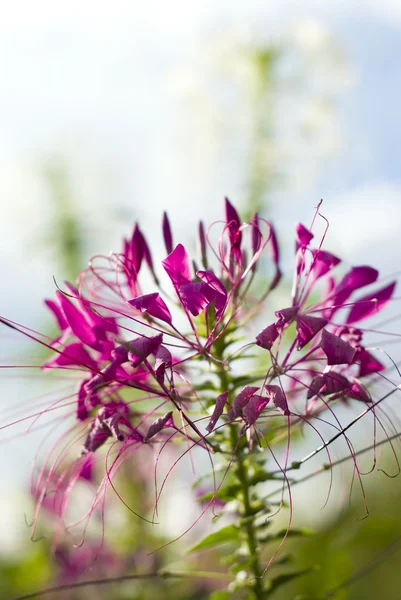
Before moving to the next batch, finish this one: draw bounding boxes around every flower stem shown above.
[216,360,266,599]
[229,425,266,599]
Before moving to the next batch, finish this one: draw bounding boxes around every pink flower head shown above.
[2,197,400,571]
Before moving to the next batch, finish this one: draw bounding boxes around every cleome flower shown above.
[1,197,399,590]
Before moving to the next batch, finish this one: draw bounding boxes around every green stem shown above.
[229,426,265,599]
[216,361,265,599]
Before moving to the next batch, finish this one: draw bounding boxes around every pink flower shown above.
[1,197,399,564]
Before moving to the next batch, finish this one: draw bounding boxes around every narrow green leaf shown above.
[272,553,295,566]
[229,559,252,574]
[258,528,313,543]
[195,380,219,392]
[197,483,242,504]
[265,566,317,596]
[189,524,239,553]
[249,468,285,485]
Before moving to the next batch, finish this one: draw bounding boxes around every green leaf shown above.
[209,591,230,600]
[195,380,219,392]
[249,467,286,485]
[294,595,323,600]
[272,553,295,566]
[197,482,242,504]
[229,558,253,574]
[258,528,313,543]
[265,566,317,596]
[189,524,239,553]
[286,527,314,537]
[231,375,262,389]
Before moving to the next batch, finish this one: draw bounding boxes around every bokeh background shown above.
[1,1,401,598]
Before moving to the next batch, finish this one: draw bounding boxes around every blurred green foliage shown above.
[0,546,51,599]
[43,159,84,280]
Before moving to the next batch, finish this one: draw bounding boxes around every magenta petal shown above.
[162,212,173,255]
[179,271,226,317]
[79,457,94,481]
[45,299,68,331]
[128,333,163,367]
[77,380,91,421]
[81,405,131,454]
[180,281,215,316]
[111,345,129,363]
[129,224,145,274]
[44,342,98,372]
[295,223,314,250]
[124,225,151,289]
[206,391,229,432]
[265,385,290,416]
[323,276,336,303]
[128,293,172,324]
[75,303,118,340]
[321,329,356,365]
[337,325,363,349]
[267,222,280,265]
[321,277,337,319]
[116,364,148,384]
[296,314,328,350]
[197,270,227,317]
[225,197,242,250]
[85,357,126,393]
[78,299,119,335]
[256,323,279,350]
[348,379,371,402]
[266,222,282,290]
[275,306,299,326]
[198,221,208,267]
[122,237,130,261]
[346,281,396,324]
[225,198,241,228]
[77,382,88,421]
[145,411,174,442]
[154,345,172,384]
[162,244,191,287]
[307,372,349,399]
[243,394,269,425]
[329,267,379,315]
[82,420,110,454]
[358,349,385,376]
[96,340,114,362]
[227,386,260,419]
[63,281,79,297]
[251,214,262,256]
[336,266,379,298]
[56,291,97,346]
[154,345,172,369]
[311,249,341,279]
[139,229,157,281]
[197,270,226,297]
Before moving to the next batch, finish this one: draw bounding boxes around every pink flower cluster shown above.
[2,198,397,549]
